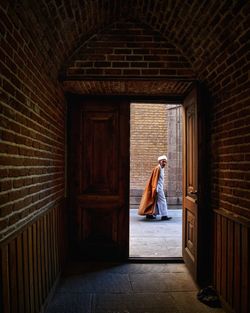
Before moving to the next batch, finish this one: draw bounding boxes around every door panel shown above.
[81,110,119,194]
[183,88,198,278]
[182,86,211,285]
[68,97,130,259]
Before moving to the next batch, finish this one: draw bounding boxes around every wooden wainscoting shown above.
[0,203,67,313]
[213,209,250,313]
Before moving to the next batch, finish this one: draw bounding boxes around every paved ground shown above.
[130,208,182,258]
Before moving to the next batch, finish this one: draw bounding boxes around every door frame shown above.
[66,89,212,285]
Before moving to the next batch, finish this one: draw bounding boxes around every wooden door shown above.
[182,86,211,285]
[68,97,130,260]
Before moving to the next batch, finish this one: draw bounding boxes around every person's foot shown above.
[146,214,156,219]
[161,216,172,220]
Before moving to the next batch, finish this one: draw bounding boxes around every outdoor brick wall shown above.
[130,103,168,201]
[0,5,66,241]
[130,103,183,207]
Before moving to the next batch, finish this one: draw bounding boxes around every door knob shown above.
[190,190,198,195]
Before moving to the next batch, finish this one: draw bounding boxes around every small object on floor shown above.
[146,214,156,219]
[197,285,221,308]
[161,216,172,220]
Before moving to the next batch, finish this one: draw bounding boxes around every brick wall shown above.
[0,4,67,312]
[130,103,183,207]
[1,0,248,247]
[0,4,66,240]
[60,0,249,220]
[130,103,168,193]
[64,20,194,80]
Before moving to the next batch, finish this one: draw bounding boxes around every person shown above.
[138,155,172,220]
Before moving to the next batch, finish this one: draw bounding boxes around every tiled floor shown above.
[130,208,182,258]
[46,208,225,312]
[46,262,225,313]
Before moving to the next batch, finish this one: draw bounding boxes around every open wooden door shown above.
[182,86,211,286]
[68,97,130,260]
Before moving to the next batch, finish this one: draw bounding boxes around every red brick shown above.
[123,69,140,75]
[106,55,125,61]
[112,62,130,68]
[0,218,9,231]
[0,203,13,217]
[104,69,122,75]
[0,180,12,191]
[141,69,159,75]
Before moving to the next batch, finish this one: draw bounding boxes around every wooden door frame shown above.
[182,83,212,286]
[66,88,212,280]
[182,88,198,279]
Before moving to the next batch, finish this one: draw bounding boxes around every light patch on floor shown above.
[130,208,182,258]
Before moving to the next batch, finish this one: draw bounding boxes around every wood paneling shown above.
[213,209,250,313]
[0,204,67,313]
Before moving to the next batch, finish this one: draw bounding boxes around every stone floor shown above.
[46,208,225,313]
[46,262,225,313]
[129,208,182,258]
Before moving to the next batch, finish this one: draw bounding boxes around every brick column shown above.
[166,105,183,205]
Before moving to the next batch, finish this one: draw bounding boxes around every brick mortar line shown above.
[213,152,249,156]
[0,186,64,213]
[0,155,64,164]
[214,187,250,193]
[211,121,250,131]
[219,200,250,210]
[0,93,65,138]
[0,74,65,135]
[0,130,64,153]
[0,166,64,174]
[213,146,250,151]
[0,139,65,156]
[0,59,65,122]
[214,100,250,114]
[0,174,64,189]
[0,108,65,147]
[0,173,62,180]
[0,185,64,219]
[0,176,63,197]
[0,164,63,168]
[0,194,64,241]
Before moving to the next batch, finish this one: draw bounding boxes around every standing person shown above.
[138,155,172,220]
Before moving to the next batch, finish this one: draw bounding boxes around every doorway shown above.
[129,102,183,259]
[67,88,210,284]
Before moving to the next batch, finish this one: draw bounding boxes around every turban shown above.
[158,155,167,161]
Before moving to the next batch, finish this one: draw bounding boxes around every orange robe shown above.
[138,165,160,215]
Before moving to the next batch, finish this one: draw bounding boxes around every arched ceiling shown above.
[8,0,248,97]
[61,19,195,97]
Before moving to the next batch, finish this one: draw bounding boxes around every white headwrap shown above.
[158,155,167,161]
